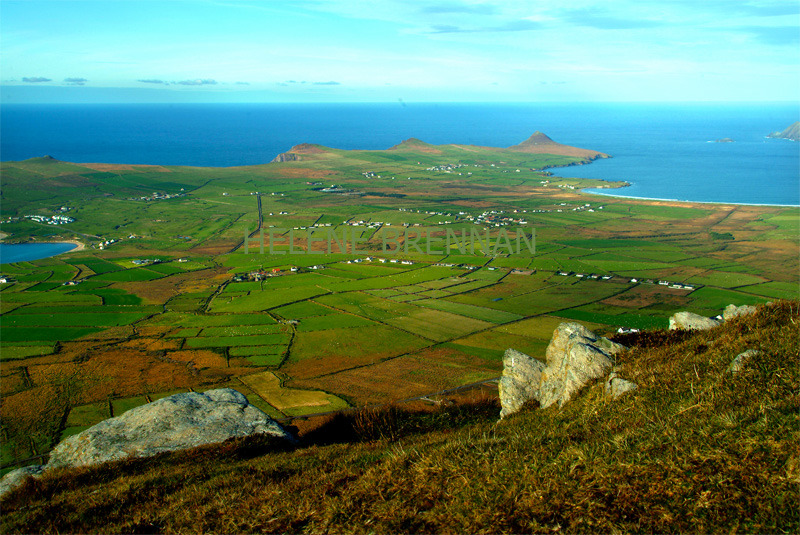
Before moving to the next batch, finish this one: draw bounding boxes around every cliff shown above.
[271,143,328,163]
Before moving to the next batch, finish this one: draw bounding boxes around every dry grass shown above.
[2,301,797,534]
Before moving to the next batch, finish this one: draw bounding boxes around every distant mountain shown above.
[767,122,799,141]
[508,131,610,160]
[388,138,443,154]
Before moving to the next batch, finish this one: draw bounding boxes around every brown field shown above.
[240,370,346,413]
[189,240,238,255]
[274,167,334,179]
[293,348,498,405]
[283,325,430,380]
[601,285,693,309]
[79,163,172,173]
[118,337,182,351]
[113,267,226,304]
[0,336,253,455]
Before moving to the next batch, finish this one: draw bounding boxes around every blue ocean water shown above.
[0,242,78,264]
[1,102,797,205]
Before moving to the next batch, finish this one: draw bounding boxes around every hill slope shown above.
[508,131,610,159]
[768,122,800,142]
[2,302,797,533]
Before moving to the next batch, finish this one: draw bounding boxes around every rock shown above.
[537,323,626,409]
[500,323,626,417]
[0,465,45,499]
[47,388,294,470]
[723,304,758,321]
[271,152,299,163]
[498,349,546,418]
[728,349,760,374]
[605,372,638,398]
[669,311,721,331]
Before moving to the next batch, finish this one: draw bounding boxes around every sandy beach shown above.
[58,239,86,252]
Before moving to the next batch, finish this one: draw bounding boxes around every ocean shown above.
[1,102,798,205]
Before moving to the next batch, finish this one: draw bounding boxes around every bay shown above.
[0,242,78,264]
[1,102,797,205]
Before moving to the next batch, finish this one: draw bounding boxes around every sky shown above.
[1,0,798,103]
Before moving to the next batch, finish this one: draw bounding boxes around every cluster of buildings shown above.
[537,179,580,190]
[98,238,120,250]
[524,202,604,214]
[629,278,695,290]
[558,272,614,281]
[24,214,74,225]
[343,256,414,266]
[343,219,382,229]
[425,164,468,173]
[433,262,480,270]
[129,192,184,201]
[470,210,527,227]
[233,268,296,282]
[558,271,696,291]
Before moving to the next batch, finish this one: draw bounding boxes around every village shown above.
[128,191,185,202]
[556,270,696,291]
[22,214,75,225]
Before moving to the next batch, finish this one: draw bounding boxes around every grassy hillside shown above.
[2,301,797,533]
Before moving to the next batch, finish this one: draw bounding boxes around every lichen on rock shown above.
[498,348,546,419]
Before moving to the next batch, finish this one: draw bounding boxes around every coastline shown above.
[55,239,86,252]
[0,238,85,251]
[580,187,800,208]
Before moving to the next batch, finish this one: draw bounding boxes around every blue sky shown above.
[1,0,798,103]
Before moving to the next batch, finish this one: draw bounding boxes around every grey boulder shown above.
[727,349,760,374]
[0,465,45,499]
[537,322,626,409]
[669,311,721,331]
[47,388,294,470]
[500,322,626,417]
[498,348,547,419]
[605,372,638,398]
[723,304,758,321]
